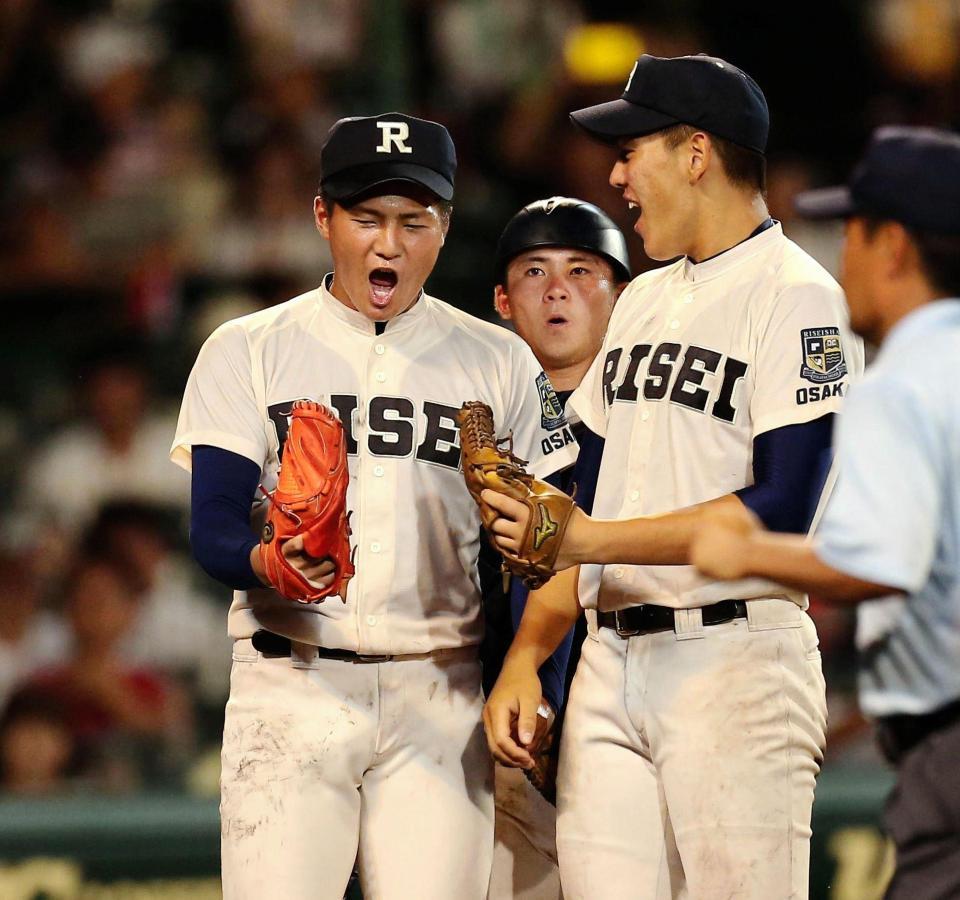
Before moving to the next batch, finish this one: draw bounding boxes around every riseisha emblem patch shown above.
[537,371,566,431]
[800,327,847,384]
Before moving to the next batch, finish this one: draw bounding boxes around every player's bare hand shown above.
[482,661,543,769]
[690,502,762,581]
[282,535,337,589]
[482,490,591,572]
[481,490,529,554]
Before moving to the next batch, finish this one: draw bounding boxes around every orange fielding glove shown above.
[259,400,355,602]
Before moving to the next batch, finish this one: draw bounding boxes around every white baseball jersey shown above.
[569,222,864,611]
[172,277,577,654]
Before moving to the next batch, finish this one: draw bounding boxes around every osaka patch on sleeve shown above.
[800,327,847,384]
[536,372,566,431]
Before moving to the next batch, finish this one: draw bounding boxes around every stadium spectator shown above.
[0,551,69,713]
[22,343,189,538]
[0,688,77,796]
[28,556,193,789]
[85,501,231,706]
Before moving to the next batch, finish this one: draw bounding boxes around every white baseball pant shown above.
[488,763,563,899]
[220,639,494,900]
[556,599,827,900]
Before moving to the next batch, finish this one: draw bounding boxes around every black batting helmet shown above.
[495,196,632,284]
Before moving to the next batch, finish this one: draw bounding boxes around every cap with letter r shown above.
[496,197,632,284]
[569,53,769,154]
[794,126,960,234]
[320,112,457,204]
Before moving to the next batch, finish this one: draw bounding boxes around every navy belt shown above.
[597,599,748,637]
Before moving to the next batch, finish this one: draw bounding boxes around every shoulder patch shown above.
[536,372,566,431]
[800,327,847,384]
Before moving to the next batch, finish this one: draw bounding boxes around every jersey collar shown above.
[318,272,430,335]
[682,220,783,283]
[877,297,960,361]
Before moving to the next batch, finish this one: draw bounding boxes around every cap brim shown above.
[322,162,454,203]
[569,98,680,143]
[793,185,855,220]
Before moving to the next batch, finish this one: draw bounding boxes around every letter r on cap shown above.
[376,122,413,154]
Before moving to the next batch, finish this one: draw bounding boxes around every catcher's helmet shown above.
[495,196,631,284]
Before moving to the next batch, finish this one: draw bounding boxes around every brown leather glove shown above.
[457,400,575,590]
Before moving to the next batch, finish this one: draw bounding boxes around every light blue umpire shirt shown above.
[814,299,960,718]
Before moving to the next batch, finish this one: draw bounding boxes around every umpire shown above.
[691,125,960,899]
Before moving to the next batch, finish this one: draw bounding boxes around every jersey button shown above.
[613,568,624,579]
[670,319,680,329]
[630,490,640,501]
[370,542,382,553]
[366,615,378,626]
[375,372,386,383]
[373,464,385,477]
[375,343,386,355]
[641,411,650,421]
[684,294,694,304]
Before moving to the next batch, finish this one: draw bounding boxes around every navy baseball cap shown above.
[570,54,769,154]
[320,112,456,204]
[795,126,960,234]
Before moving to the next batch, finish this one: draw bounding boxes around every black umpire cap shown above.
[795,126,960,234]
[320,113,457,205]
[496,197,632,284]
[570,54,769,154]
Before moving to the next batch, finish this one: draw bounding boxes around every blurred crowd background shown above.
[1,0,958,798]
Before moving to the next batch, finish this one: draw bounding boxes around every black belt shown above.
[597,599,748,637]
[875,698,960,765]
[251,630,392,662]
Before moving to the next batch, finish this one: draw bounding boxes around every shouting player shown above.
[691,126,960,900]
[487,197,630,900]
[172,113,576,900]
[482,55,864,898]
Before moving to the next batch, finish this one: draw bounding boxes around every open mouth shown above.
[626,197,643,234]
[547,315,568,327]
[368,268,398,308]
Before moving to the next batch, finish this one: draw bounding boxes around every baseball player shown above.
[691,126,960,900]
[482,55,865,898]
[171,112,577,900]
[487,197,630,900]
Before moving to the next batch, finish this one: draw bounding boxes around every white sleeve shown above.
[567,348,607,437]
[751,282,863,436]
[501,341,579,479]
[170,322,267,472]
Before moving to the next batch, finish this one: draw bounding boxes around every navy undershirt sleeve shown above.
[190,444,264,590]
[735,414,835,533]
